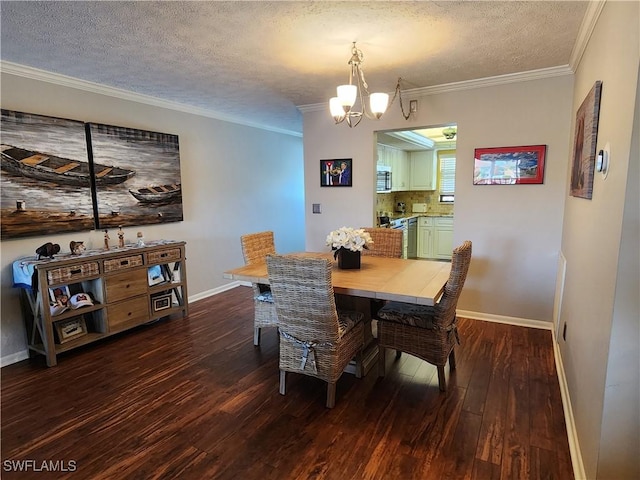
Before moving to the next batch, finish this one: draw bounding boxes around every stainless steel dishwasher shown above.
[407,217,418,258]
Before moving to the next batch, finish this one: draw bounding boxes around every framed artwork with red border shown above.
[473,145,547,185]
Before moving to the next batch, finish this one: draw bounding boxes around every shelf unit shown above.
[19,241,188,366]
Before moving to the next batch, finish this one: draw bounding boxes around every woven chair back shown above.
[361,228,403,258]
[241,231,276,265]
[434,240,472,325]
[266,255,340,343]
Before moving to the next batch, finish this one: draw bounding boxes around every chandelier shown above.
[329,42,412,128]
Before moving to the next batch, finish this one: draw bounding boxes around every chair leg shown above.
[326,382,336,408]
[437,365,447,392]
[254,327,261,346]
[449,348,456,370]
[279,370,286,395]
[378,345,386,377]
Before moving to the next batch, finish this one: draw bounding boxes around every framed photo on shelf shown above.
[320,158,352,187]
[49,285,71,307]
[151,293,172,312]
[474,145,547,185]
[54,316,87,344]
[148,265,166,286]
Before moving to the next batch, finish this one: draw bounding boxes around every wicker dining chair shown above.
[361,228,403,258]
[266,254,365,408]
[375,240,472,391]
[240,231,278,346]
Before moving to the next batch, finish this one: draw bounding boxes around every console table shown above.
[15,240,188,366]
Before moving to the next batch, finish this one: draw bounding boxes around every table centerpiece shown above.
[326,227,373,269]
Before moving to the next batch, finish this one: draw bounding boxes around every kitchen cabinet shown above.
[433,217,454,259]
[417,216,453,260]
[409,151,437,191]
[378,144,409,191]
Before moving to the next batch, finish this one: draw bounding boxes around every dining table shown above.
[224,251,451,306]
[224,252,452,376]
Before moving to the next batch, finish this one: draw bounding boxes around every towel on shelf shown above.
[12,258,38,289]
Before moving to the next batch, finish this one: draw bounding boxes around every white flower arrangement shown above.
[326,227,373,256]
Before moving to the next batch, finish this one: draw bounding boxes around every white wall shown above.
[558,2,639,479]
[0,72,305,364]
[303,75,574,323]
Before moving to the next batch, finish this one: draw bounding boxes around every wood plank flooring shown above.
[1,286,574,479]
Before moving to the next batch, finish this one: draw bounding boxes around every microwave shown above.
[376,166,392,192]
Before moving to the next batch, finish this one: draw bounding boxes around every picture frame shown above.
[151,293,172,312]
[320,159,352,187]
[473,145,547,185]
[49,285,71,307]
[570,81,602,199]
[54,316,87,344]
[148,265,166,286]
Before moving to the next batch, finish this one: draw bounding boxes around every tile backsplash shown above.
[376,191,454,217]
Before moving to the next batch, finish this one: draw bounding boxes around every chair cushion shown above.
[337,310,363,337]
[376,301,436,329]
[255,290,274,303]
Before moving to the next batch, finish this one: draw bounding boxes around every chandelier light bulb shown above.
[330,97,345,122]
[370,92,389,118]
[337,84,357,112]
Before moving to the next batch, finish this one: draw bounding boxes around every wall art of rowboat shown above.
[129,183,182,204]
[1,144,135,186]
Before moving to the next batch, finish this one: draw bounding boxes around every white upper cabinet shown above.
[378,144,409,191]
[409,150,437,191]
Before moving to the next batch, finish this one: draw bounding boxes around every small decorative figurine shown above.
[117,226,125,248]
[136,231,145,247]
[104,229,110,250]
[35,242,60,260]
[69,241,86,255]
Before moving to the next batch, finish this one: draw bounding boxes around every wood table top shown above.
[224,252,451,306]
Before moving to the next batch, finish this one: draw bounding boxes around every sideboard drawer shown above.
[105,269,147,303]
[104,254,144,273]
[107,295,149,332]
[147,248,181,264]
[47,261,100,284]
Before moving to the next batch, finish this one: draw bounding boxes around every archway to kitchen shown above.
[374,125,456,260]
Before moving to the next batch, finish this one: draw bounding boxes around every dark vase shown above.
[337,248,361,269]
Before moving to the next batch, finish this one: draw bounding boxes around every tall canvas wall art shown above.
[0,109,183,240]
[1,110,95,239]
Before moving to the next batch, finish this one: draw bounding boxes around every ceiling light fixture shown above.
[442,127,457,140]
[329,42,412,128]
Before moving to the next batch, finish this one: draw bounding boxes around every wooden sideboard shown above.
[18,241,188,366]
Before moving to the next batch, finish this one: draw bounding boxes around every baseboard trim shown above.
[551,329,586,479]
[456,309,552,330]
[188,281,246,303]
[1,349,30,368]
[459,309,585,479]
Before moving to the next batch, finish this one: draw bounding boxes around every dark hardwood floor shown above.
[1,286,573,479]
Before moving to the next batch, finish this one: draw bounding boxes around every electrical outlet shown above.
[312,203,321,214]
[410,100,418,113]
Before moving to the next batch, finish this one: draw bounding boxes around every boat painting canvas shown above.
[88,123,183,229]
[1,110,95,240]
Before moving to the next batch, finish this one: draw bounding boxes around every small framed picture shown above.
[152,293,172,312]
[474,145,546,185]
[320,159,352,187]
[49,285,71,308]
[54,316,87,344]
[148,265,166,286]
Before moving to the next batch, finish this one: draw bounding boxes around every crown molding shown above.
[0,61,302,138]
[298,65,573,112]
[569,0,606,71]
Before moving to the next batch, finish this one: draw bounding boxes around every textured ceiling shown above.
[0,1,589,134]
